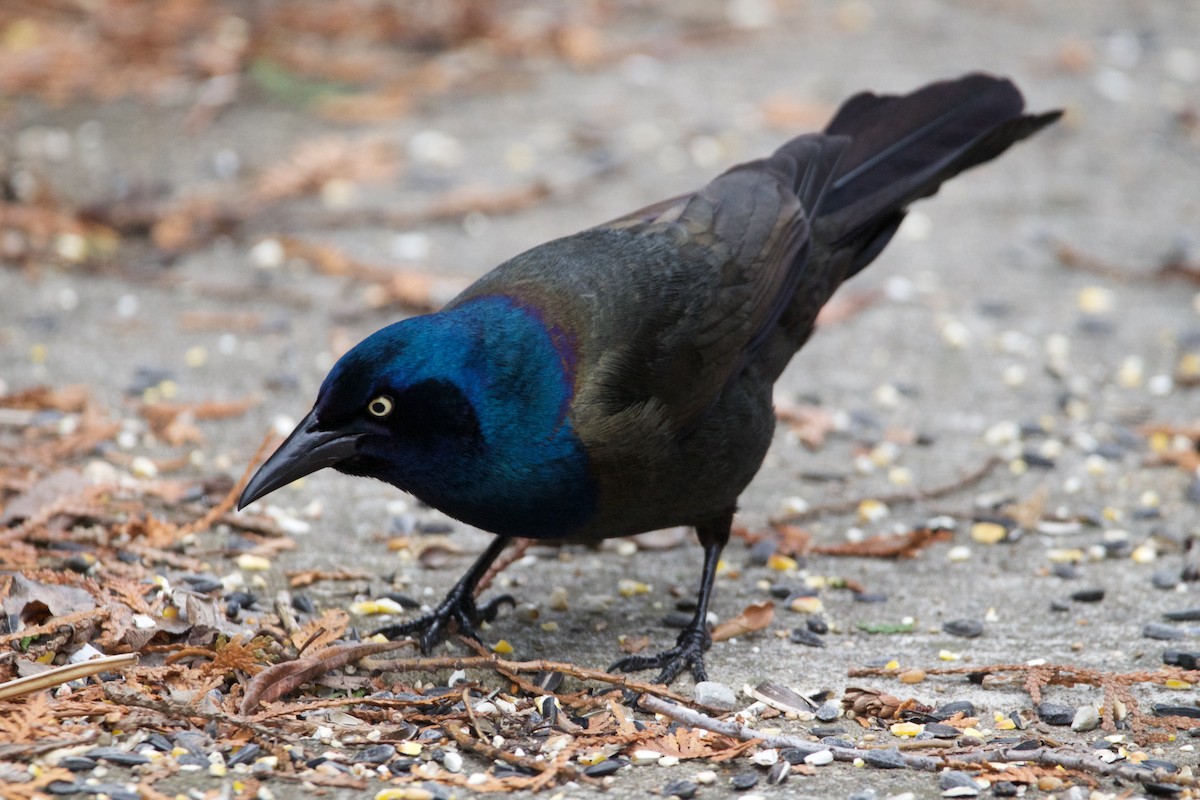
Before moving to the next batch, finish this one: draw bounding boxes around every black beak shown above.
[238,410,363,510]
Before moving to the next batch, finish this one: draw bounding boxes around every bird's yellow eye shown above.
[367,395,394,418]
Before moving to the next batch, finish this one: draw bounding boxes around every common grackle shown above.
[239,74,1059,684]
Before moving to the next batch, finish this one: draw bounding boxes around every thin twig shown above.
[770,455,1003,524]
[639,695,1200,789]
[102,684,286,741]
[0,653,138,701]
[443,719,586,784]
[350,651,704,708]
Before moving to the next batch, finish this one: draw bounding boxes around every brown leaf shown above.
[618,635,650,655]
[289,609,349,652]
[711,601,774,642]
[1,574,96,627]
[286,569,372,588]
[240,639,409,714]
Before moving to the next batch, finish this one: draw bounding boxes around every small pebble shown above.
[1071,705,1100,732]
[943,619,983,638]
[804,749,833,766]
[1037,702,1075,726]
[730,772,759,790]
[750,749,778,767]
[939,769,980,796]
[352,744,396,765]
[694,681,737,711]
[816,700,840,722]
[663,779,698,800]
[583,759,623,777]
[863,748,906,769]
[693,770,717,785]
[789,627,825,647]
[84,747,151,767]
[899,668,926,684]
[442,750,463,773]
[970,522,1007,545]
[1162,650,1200,669]
[1163,607,1200,621]
[1070,588,1105,603]
[991,781,1019,797]
[1144,622,1186,640]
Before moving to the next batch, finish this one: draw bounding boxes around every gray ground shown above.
[4,1,1200,797]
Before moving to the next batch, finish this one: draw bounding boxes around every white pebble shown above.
[694,769,717,784]
[874,382,901,408]
[804,749,834,766]
[947,545,972,563]
[1094,67,1134,103]
[983,420,1020,447]
[442,750,463,773]
[630,750,662,766]
[940,319,971,349]
[130,456,158,479]
[779,496,809,516]
[249,238,285,269]
[409,130,464,168]
[390,232,431,261]
[1078,285,1116,314]
[1002,364,1027,387]
[1044,333,1071,360]
[1148,374,1174,396]
[116,293,139,318]
[1071,705,1100,732]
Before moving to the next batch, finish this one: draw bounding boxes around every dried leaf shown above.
[241,639,409,713]
[711,601,774,642]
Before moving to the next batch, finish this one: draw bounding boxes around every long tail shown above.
[814,73,1062,277]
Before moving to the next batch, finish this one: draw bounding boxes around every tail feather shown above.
[816,73,1061,275]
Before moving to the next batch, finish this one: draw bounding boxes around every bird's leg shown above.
[374,535,515,652]
[609,513,731,685]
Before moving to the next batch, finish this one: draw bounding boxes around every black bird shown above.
[239,74,1059,684]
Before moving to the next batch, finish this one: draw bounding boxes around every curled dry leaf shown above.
[711,601,774,642]
[240,639,409,714]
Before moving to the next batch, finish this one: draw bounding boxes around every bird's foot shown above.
[373,589,515,652]
[608,625,711,685]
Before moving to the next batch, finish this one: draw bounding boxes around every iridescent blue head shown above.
[239,296,596,538]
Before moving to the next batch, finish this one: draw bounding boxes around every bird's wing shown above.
[585,134,848,429]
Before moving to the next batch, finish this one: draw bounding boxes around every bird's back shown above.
[446,74,1059,538]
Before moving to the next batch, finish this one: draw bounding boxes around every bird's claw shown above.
[373,592,515,652]
[608,626,711,685]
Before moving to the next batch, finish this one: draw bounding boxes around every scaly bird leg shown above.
[374,535,515,651]
[609,513,731,685]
